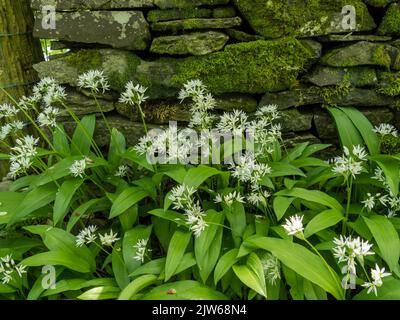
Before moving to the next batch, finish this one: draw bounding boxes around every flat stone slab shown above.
[154,0,229,9]
[147,8,212,22]
[151,17,242,31]
[305,66,378,87]
[321,41,400,70]
[31,0,154,10]
[150,32,229,55]
[233,0,375,38]
[260,88,396,110]
[34,11,151,50]
[318,34,393,42]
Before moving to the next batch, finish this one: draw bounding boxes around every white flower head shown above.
[114,165,130,178]
[77,70,110,93]
[37,106,60,128]
[362,264,391,296]
[75,225,98,247]
[119,81,148,106]
[178,79,206,102]
[373,124,398,137]
[217,109,249,135]
[99,230,120,247]
[134,238,149,263]
[214,191,245,206]
[69,159,87,178]
[260,253,281,285]
[282,215,304,238]
[169,184,196,210]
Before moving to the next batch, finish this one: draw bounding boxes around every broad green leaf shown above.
[246,236,344,300]
[42,278,116,297]
[363,215,400,272]
[22,251,92,273]
[141,280,228,300]
[214,249,239,285]
[304,209,344,238]
[71,115,96,156]
[7,184,58,226]
[53,124,70,157]
[224,202,246,247]
[195,210,224,283]
[328,107,364,150]
[183,165,221,188]
[268,163,305,177]
[148,209,187,227]
[273,197,295,221]
[130,258,166,277]
[123,148,154,172]
[112,246,130,289]
[123,225,153,273]
[109,187,148,219]
[53,178,84,225]
[108,128,126,166]
[118,275,158,300]
[354,278,400,300]
[165,229,192,282]
[232,253,267,298]
[78,286,120,300]
[338,107,380,155]
[276,188,343,212]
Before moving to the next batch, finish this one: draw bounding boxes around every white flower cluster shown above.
[77,70,110,93]
[368,168,400,218]
[362,264,391,296]
[331,145,368,179]
[69,158,90,178]
[37,106,61,128]
[333,235,374,276]
[373,123,398,137]
[169,184,208,237]
[8,135,39,179]
[260,253,281,285]
[179,79,216,130]
[75,225,119,247]
[230,152,272,192]
[0,104,26,140]
[0,255,27,284]
[33,77,67,107]
[114,164,130,178]
[134,238,150,263]
[214,191,244,206]
[134,126,197,164]
[282,215,304,238]
[119,81,148,107]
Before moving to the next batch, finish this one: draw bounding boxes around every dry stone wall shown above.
[30,0,400,147]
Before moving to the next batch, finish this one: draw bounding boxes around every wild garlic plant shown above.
[0,75,399,300]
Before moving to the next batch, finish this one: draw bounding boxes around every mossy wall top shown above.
[30,0,400,146]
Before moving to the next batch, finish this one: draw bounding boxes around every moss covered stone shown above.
[378,3,400,36]
[377,72,400,96]
[321,41,400,70]
[154,0,229,9]
[233,0,375,38]
[363,0,396,7]
[151,17,242,32]
[150,32,229,55]
[147,8,212,23]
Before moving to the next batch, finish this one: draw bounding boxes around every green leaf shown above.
[53,178,84,225]
[354,278,400,300]
[214,249,239,285]
[338,107,380,155]
[118,275,158,300]
[370,155,400,196]
[273,197,295,221]
[183,165,221,188]
[141,280,228,300]
[148,209,187,227]
[195,210,224,283]
[66,198,109,232]
[22,251,92,273]
[109,128,126,166]
[53,124,70,157]
[71,115,96,156]
[123,225,153,273]
[78,286,121,300]
[268,163,305,177]
[328,107,364,150]
[363,215,400,272]
[246,236,344,300]
[304,209,344,238]
[7,184,58,226]
[123,148,154,172]
[232,253,267,298]
[276,188,343,212]
[112,246,130,289]
[165,229,192,282]
[109,187,149,219]
[42,278,116,297]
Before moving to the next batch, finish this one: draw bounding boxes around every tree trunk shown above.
[0,0,43,178]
